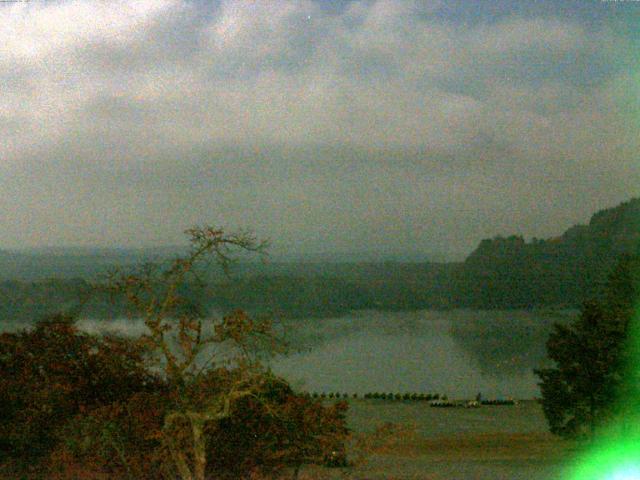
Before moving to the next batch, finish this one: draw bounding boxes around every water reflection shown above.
[0,309,575,399]
[273,310,576,399]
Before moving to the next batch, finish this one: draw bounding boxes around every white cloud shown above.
[1,0,179,63]
[0,0,636,253]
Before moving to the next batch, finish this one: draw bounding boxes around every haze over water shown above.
[49,309,578,400]
[273,310,576,399]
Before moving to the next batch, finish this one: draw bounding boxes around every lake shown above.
[2,308,576,399]
[273,309,576,399]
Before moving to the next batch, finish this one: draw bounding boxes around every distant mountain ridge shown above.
[454,197,640,308]
[0,198,638,321]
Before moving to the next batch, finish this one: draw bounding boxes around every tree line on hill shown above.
[1,198,638,322]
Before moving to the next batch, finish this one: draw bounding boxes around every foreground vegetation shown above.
[0,228,349,480]
[0,315,349,479]
[536,254,640,439]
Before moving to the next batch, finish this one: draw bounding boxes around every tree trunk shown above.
[168,444,194,480]
[164,413,195,480]
[191,417,207,480]
[164,391,253,480]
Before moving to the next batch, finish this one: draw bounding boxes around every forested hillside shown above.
[453,197,640,308]
[1,198,638,321]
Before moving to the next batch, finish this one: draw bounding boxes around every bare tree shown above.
[105,226,277,480]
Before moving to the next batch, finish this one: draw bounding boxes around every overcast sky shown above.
[1,0,638,259]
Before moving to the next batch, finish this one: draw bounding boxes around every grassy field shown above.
[302,399,578,480]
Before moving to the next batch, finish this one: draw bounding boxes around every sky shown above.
[1,0,639,260]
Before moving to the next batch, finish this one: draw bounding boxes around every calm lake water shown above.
[3,309,576,400]
[272,309,576,399]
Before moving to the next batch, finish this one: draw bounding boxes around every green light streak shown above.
[565,434,640,480]
[565,300,640,479]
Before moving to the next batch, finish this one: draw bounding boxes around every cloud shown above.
[0,0,637,256]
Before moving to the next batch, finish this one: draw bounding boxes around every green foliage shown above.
[535,255,640,438]
[456,199,640,309]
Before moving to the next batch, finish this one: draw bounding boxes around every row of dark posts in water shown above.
[300,391,517,406]
[301,392,446,401]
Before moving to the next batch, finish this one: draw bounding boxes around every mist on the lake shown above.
[2,309,576,400]
[274,309,576,399]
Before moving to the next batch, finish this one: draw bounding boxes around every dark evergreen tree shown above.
[535,255,640,438]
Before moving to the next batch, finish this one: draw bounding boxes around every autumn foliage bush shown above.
[0,315,157,464]
[203,376,348,479]
[0,315,349,479]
